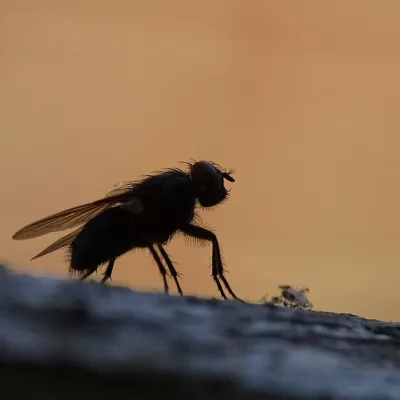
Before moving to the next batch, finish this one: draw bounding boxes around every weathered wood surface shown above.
[1,264,400,400]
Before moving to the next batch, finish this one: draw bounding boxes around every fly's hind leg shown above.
[78,269,96,281]
[76,259,114,283]
[101,258,115,283]
[157,244,183,296]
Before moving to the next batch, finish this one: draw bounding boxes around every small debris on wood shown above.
[261,284,313,310]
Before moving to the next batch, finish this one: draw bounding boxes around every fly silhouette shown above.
[12,160,241,301]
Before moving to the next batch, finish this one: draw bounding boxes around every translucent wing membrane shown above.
[25,185,138,259]
[103,183,131,198]
[30,227,83,260]
[12,189,136,240]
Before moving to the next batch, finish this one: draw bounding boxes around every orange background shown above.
[2,1,400,321]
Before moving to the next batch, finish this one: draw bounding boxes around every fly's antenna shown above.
[222,169,235,182]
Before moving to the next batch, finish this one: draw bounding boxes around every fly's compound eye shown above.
[191,161,232,207]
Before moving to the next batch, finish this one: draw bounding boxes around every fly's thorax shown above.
[130,172,196,225]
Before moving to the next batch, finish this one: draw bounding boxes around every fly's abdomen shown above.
[68,207,137,271]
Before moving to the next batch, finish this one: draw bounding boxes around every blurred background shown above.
[2,1,400,321]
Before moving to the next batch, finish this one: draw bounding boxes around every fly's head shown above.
[187,160,235,208]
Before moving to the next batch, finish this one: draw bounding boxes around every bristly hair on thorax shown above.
[104,167,189,195]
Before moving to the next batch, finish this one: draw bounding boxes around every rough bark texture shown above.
[1,264,400,400]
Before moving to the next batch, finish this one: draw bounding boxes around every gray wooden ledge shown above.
[1,264,400,400]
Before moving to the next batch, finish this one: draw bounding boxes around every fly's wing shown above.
[29,184,140,259]
[103,186,131,198]
[30,227,83,260]
[12,188,142,240]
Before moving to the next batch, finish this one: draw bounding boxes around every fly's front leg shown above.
[180,224,242,302]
